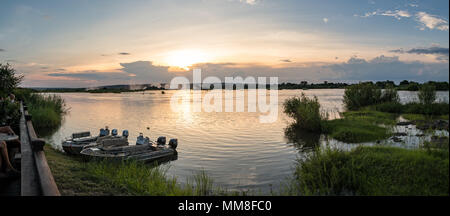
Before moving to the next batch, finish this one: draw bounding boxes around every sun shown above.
[165,50,208,70]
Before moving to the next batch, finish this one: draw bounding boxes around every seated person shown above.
[0,126,20,178]
[0,141,19,174]
[8,94,16,103]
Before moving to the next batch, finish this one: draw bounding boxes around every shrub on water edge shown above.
[283,93,326,132]
[380,84,399,104]
[28,106,61,132]
[18,93,67,134]
[343,83,400,111]
[343,83,382,111]
[418,83,437,105]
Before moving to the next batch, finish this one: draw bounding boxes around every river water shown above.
[46,90,449,193]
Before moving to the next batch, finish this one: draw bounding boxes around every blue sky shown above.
[0,0,448,87]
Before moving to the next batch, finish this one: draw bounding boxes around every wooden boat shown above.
[62,129,129,155]
[62,131,98,155]
[80,138,178,163]
[80,144,177,162]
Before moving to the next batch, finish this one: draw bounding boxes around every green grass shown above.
[342,110,397,125]
[294,146,449,195]
[318,110,394,143]
[45,145,233,196]
[440,114,449,120]
[402,114,429,121]
[402,113,449,121]
[45,145,130,195]
[322,119,391,143]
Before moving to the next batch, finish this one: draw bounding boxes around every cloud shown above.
[324,55,448,81]
[118,52,131,55]
[191,56,448,83]
[240,0,258,5]
[0,48,5,52]
[357,9,448,31]
[356,10,410,20]
[323,18,329,23]
[380,10,411,20]
[356,11,377,18]
[390,46,449,61]
[48,71,131,81]
[416,12,449,31]
[119,61,172,82]
[47,61,174,84]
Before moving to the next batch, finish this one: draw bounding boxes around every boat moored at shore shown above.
[61,127,129,155]
[80,136,178,163]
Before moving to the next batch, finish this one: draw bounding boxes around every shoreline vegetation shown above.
[283,82,449,195]
[23,80,449,93]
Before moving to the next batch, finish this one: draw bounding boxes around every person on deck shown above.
[8,94,15,103]
[0,126,20,178]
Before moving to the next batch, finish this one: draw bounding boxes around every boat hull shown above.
[80,144,177,163]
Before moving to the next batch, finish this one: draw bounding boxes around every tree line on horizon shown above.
[279,80,449,91]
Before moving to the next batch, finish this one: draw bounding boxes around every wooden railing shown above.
[19,102,60,196]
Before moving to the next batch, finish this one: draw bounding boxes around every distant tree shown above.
[400,80,409,86]
[407,82,420,91]
[0,63,23,96]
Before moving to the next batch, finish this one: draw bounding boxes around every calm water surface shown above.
[46,89,449,193]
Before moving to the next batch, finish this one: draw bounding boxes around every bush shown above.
[0,99,21,127]
[380,85,399,103]
[283,93,326,132]
[25,94,67,135]
[418,83,436,105]
[295,146,449,195]
[343,83,382,110]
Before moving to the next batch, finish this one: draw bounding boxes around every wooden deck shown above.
[18,103,60,196]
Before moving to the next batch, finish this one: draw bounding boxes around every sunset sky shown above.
[0,0,449,87]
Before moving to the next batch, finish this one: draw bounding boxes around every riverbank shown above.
[284,83,449,195]
[45,145,242,196]
[293,145,449,195]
